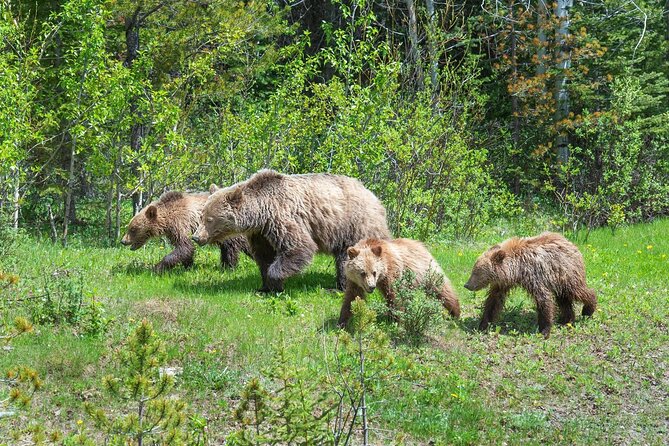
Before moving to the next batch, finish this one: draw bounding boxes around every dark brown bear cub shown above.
[464,232,596,338]
[121,191,251,272]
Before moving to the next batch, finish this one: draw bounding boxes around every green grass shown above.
[1,219,668,444]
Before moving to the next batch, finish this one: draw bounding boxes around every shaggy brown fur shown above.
[121,191,251,272]
[464,232,597,338]
[338,238,460,326]
[192,170,391,291]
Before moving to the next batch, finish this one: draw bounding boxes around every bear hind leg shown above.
[578,287,597,317]
[556,292,576,325]
[438,284,461,318]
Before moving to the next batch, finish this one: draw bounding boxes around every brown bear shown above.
[192,170,391,292]
[338,238,461,326]
[464,232,597,338]
[121,191,251,273]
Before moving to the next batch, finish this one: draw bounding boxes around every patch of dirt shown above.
[132,297,183,323]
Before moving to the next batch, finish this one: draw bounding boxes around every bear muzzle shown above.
[463,277,484,292]
[192,233,207,246]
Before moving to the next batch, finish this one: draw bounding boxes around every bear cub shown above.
[464,231,597,338]
[121,191,251,272]
[338,238,460,327]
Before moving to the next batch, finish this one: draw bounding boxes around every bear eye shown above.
[361,272,367,278]
[206,217,213,223]
[372,271,377,277]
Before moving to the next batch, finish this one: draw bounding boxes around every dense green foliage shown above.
[1,0,666,241]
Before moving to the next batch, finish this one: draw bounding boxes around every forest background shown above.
[1,0,667,242]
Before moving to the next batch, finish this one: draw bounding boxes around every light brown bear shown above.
[464,232,597,338]
[192,170,391,292]
[121,191,251,273]
[338,238,461,327]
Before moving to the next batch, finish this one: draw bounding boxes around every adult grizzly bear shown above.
[121,191,251,273]
[192,170,391,292]
[338,238,460,327]
[464,232,597,338]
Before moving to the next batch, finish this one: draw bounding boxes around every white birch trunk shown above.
[554,0,572,163]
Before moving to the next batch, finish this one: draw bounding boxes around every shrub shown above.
[392,270,445,345]
[28,271,111,336]
[84,319,189,445]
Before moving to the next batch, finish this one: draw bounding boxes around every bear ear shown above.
[491,249,506,264]
[209,184,219,194]
[227,187,243,204]
[371,245,383,257]
[347,247,359,259]
[145,205,158,221]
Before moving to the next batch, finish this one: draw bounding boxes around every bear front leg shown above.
[264,224,318,286]
[379,280,400,322]
[248,234,282,292]
[479,285,509,331]
[338,282,367,327]
[334,249,348,291]
[266,246,316,284]
[218,238,241,269]
[156,240,195,273]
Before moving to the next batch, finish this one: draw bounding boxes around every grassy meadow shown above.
[0,219,667,444]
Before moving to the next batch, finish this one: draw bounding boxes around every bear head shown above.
[463,244,507,291]
[344,241,388,293]
[121,204,162,250]
[192,185,244,246]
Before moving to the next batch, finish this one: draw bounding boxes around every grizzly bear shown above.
[121,191,251,273]
[192,170,391,292]
[337,238,461,327]
[464,232,597,338]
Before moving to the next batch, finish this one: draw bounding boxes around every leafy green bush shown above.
[390,270,446,345]
[28,271,111,336]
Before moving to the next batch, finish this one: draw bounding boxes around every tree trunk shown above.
[125,7,147,215]
[12,168,19,230]
[115,167,122,241]
[665,0,669,60]
[510,1,520,194]
[554,0,573,164]
[62,132,77,246]
[537,0,548,76]
[425,0,439,103]
[406,0,424,90]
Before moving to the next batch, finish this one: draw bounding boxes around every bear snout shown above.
[192,234,206,246]
[464,277,483,291]
[120,236,131,247]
